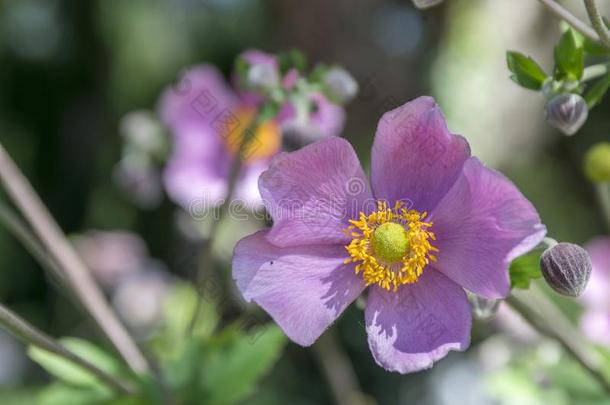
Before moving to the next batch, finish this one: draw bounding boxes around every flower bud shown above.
[246,63,280,91]
[412,0,445,9]
[584,142,610,183]
[323,67,358,104]
[540,242,592,297]
[545,93,588,136]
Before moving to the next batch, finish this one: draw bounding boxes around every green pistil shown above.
[372,222,409,263]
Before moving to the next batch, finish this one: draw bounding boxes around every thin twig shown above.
[596,183,610,232]
[0,142,149,374]
[583,62,610,81]
[584,0,610,48]
[188,117,262,334]
[537,0,603,45]
[0,201,65,283]
[0,302,133,395]
[508,285,610,393]
[312,330,369,405]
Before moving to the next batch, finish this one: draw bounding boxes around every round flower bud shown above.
[540,242,592,297]
[584,142,610,183]
[545,93,588,136]
[412,0,445,9]
[323,67,358,104]
[246,63,280,92]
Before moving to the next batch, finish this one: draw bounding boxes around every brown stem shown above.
[538,0,604,45]
[312,330,370,405]
[507,285,610,393]
[0,302,133,395]
[0,142,149,374]
[584,0,610,48]
[189,116,262,334]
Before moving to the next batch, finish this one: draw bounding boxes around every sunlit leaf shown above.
[199,323,286,405]
[510,249,543,289]
[506,51,548,90]
[28,338,123,389]
[554,28,584,80]
[584,73,610,108]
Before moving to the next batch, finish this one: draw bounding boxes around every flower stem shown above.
[596,182,610,232]
[189,115,263,334]
[0,142,149,374]
[537,0,603,45]
[0,201,65,284]
[583,62,610,81]
[507,285,610,393]
[584,0,610,48]
[312,330,369,405]
[0,302,133,395]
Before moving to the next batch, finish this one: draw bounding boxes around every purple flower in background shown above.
[159,49,345,211]
[580,237,610,346]
[232,97,546,373]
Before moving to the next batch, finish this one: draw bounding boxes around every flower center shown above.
[223,108,281,163]
[372,222,409,263]
[344,201,438,291]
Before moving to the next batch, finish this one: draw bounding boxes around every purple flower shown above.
[232,97,546,373]
[159,50,345,211]
[580,237,610,346]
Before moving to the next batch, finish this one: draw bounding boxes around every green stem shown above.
[189,115,264,334]
[0,142,149,374]
[538,0,603,45]
[596,182,610,232]
[508,285,610,393]
[0,302,133,395]
[312,330,369,405]
[584,0,610,48]
[583,62,610,81]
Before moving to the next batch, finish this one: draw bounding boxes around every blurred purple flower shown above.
[232,97,546,373]
[580,237,610,345]
[112,263,171,340]
[159,49,346,211]
[74,230,148,289]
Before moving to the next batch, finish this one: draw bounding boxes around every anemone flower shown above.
[159,49,345,211]
[232,96,546,373]
[580,237,610,346]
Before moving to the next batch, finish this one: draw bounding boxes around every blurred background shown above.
[0,0,609,404]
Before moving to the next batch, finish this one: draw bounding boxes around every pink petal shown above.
[365,270,471,374]
[430,158,546,299]
[233,230,365,346]
[260,137,373,247]
[158,64,239,135]
[371,96,470,212]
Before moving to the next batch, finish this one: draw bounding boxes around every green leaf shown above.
[28,338,124,389]
[506,51,548,90]
[199,323,286,405]
[152,282,218,361]
[510,249,543,289]
[36,383,114,405]
[572,28,610,56]
[584,73,610,108]
[278,49,307,75]
[554,28,584,80]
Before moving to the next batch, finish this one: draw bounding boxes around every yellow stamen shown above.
[344,200,438,292]
[223,107,281,162]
